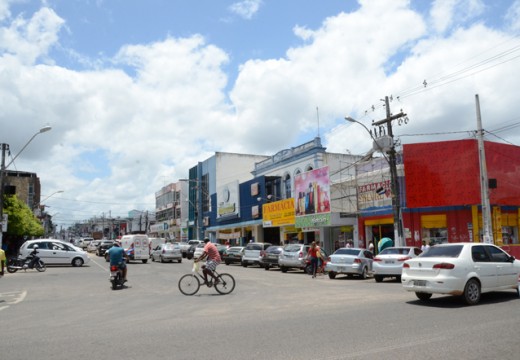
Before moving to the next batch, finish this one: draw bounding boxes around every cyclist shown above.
[195,237,221,286]
[107,241,129,283]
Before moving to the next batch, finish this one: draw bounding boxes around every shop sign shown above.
[295,213,331,228]
[262,198,295,227]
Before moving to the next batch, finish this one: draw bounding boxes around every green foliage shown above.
[3,195,44,237]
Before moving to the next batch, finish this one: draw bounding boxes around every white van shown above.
[120,234,150,263]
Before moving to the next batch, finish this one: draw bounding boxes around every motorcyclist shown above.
[107,241,129,282]
[26,245,40,268]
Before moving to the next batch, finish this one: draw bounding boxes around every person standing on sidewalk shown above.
[0,247,6,276]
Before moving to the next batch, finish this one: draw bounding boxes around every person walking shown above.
[307,241,320,278]
[0,247,6,276]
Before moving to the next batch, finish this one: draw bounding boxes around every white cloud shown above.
[1,0,519,227]
[229,0,262,20]
[506,0,520,31]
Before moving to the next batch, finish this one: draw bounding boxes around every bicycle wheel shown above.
[214,273,235,295]
[178,274,201,296]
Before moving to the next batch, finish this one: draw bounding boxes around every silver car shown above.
[150,243,182,263]
[278,244,311,273]
[325,248,374,279]
[241,242,272,267]
[372,246,422,282]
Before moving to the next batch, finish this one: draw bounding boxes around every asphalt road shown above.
[1,253,519,360]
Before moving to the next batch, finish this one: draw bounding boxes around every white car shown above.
[19,239,90,267]
[402,242,520,305]
[373,246,422,282]
[193,243,205,259]
[241,242,272,267]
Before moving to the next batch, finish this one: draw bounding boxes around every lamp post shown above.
[0,125,53,248]
[345,116,404,247]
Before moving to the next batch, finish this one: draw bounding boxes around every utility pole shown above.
[372,96,407,247]
[475,94,493,244]
[0,143,9,249]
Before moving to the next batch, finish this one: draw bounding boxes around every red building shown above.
[356,139,520,258]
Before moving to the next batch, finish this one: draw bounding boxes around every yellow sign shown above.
[262,199,295,227]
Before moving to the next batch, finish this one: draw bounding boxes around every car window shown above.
[380,248,409,255]
[420,245,463,258]
[472,246,490,262]
[414,248,422,256]
[51,242,67,251]
[283,244,301,252]
[246,244,262,251]
[486,246,510,262]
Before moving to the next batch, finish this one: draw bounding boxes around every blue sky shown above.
[1,0,519,227]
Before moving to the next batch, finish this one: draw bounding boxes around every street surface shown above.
[1,253,519,360]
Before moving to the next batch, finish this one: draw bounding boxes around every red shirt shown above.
[204,242,221,262]
[308,246,319,258]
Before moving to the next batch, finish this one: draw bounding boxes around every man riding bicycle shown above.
[195,237,221,286]
[107,241,129,283]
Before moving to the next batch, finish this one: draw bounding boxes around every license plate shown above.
[414,280,426,287]
[385,260,395,264]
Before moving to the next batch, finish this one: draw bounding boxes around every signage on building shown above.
[262,198,295,227]
[357,178,392,210]
[294,166,331,227]
[217,180,240,219]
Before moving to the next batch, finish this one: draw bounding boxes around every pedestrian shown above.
[368,241,374,253]
[307,241,320,278]
[0,247,6,276]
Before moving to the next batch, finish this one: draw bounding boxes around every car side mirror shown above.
[508,255,516,263]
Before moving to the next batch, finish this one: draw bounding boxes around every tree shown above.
[3,195,44,237]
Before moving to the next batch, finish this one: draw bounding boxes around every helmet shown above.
[33,244,39,249]
[114,241,121,247]
[203,237,210,243]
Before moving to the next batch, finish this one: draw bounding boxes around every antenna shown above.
[316,106,320,138]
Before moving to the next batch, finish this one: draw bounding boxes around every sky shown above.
[1,0,519,229]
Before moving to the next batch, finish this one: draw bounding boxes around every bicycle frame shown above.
[178,262,236,296]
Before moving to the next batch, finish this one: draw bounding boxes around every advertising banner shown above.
[262,198,295,227]
[294,166,331,227]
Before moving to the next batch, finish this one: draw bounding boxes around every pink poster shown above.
[294,166,331,215]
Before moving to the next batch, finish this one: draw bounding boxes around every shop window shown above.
[422,228,448,245]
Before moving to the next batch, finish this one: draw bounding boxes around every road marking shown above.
[0,290,27,311]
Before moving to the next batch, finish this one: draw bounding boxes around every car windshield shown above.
[333,248,360,256]
[420,245,463,258]
[379,248,410,255]
[247,244,263,251]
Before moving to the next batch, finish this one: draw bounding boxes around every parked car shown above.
[241,242,272,267]
[325,248,374,279]
[19,239,90,267]
[372,246,422,282]
[180,240,203,258]
[402,242,520,305]
[193,243,205,259]
[222,246,244,265]
[86,240,101,253]
[150,243,182,263]
[216,244,228,257]
[279,244,311,273]
[96,240,115,257]
[77,237,94,250]
[259,245,284,270]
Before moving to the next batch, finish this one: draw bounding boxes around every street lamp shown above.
[345,116,404,247]
[0,125,53,248]
[38,190,64,206]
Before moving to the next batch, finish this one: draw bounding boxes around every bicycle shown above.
[178,261,236,296]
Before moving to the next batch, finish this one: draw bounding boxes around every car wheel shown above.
[395,275,401,282]
[242,262,248,267]
[281,266,288,273]
[360,267,367,279]
[178,259,182,263]
[72,258,84,267]
[225,261,230,265]
[160,256,165,263]
[142,259,148,264]
[415,292,432,301]
[264,265,270,271]
[463,278,481,305]
[328,272,336,279]
[374,275,383,283]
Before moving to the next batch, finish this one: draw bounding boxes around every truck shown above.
[91,231,103,240]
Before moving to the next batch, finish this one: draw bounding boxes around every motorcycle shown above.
[109,265,125,290]
[7,252,46,273]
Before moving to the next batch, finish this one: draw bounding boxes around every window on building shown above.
[283,173,291,199]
